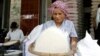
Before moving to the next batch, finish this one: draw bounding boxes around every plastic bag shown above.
[75,31,100,56]
[23,24,43,56]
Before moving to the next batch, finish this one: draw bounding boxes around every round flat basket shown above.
[32,48,69,56]
[3,40,18,46]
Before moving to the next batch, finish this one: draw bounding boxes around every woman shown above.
[5,22,24,50]
[95,4,100,46]
[27,1,78,56]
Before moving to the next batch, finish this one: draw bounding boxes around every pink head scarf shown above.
[48,0,69,19]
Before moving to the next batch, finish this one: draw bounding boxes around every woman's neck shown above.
[55,22,62,28]
[11,28,17,32]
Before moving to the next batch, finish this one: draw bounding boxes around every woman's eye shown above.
[53,13,57,15]
[58,13,62,15]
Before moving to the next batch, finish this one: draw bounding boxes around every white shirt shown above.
[42,20,78,38]
[6,29,24,42]
[96,8,100,28]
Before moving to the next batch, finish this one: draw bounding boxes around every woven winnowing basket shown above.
[32,49,72,56]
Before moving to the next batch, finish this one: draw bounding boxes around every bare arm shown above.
[28,43,35,54]
[70,37,78,55]
[5,38,10,42]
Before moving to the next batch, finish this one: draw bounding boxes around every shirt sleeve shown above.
[69,21,78,38]
[5,31,10,39]
[20,30,25,42]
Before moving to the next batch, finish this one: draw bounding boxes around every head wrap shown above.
[48,0,69,19]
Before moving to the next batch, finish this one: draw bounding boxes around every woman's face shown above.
[52,8,65,24]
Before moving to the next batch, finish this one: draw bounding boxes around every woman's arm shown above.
[28,43,35,54]
[69,21,78,53]
[71,37,77,52]
[5,31,10,42]
[70,37,78,55]
[5,38,10,42]
[66,37,77,56]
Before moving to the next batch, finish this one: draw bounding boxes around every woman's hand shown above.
[66,49,76,56]
[28,43,35,54]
